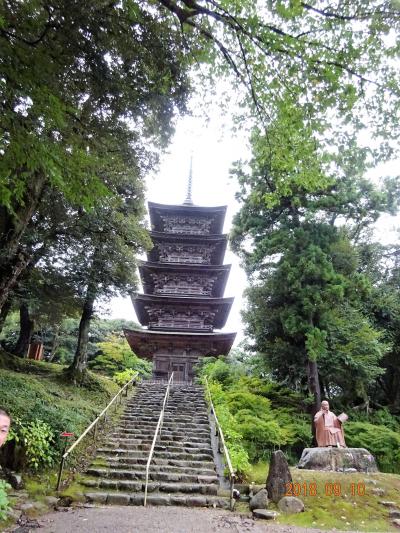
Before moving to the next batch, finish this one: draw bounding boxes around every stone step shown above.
[107,432,211,448]
[113,427,211,437]
[97,448,213,462]
[121,415,210,426]
[82,478,218,495]
[72,382,229,509]
[83,491,228,508]
[104,440,212,455]
[91,461,216,476]
[86,467,218,485]
[95,455,216,470]
[120,418,210,429]
[110,434,211,445]
[121,414,209,422]
[118,422,210,432]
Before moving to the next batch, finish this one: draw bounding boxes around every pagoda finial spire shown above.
[183,154,194,205]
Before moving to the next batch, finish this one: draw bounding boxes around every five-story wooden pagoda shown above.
[124,172,236,381]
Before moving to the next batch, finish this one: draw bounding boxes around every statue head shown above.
[321,400,329,412]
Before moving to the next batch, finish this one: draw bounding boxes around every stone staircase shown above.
[79,381,229,508]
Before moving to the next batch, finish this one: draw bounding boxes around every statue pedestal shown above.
[298,447,378,472]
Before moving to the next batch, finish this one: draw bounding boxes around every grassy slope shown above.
[249,461,400,532]
[0,350,120,486]
[0,350,119,432]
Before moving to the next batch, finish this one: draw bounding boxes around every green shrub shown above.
[0,480,10,521]
[8,419,57,471]
[89,336,151,378]
[113,368,137,387]
[214,403,251,480]
[225,390,271,417]
[345,421,400,473]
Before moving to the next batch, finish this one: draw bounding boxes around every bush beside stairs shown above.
[73,381,230,508]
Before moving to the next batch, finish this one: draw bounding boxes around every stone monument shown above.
[298,400,378,472]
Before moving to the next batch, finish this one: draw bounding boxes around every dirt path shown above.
[28,505,365,533]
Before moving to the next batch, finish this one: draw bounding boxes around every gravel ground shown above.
[29,505,366,533]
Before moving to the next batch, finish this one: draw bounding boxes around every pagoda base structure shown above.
[124,329,236,381]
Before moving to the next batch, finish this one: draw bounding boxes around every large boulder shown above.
[266,450,292,503]
[278,496,304,514]
[249,488,269,511]
[298,447,378,472]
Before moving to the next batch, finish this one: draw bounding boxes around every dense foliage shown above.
[89,335,152,379]
[0,0,192,313]
[0,316,140,365]
[198,357,311,479]
[200,356,400,476]
[0,480,10,521]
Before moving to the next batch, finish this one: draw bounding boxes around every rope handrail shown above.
[56,372,138,491]
[144,372,174,506]
[204,375,236,510]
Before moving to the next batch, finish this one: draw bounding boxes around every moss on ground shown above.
[248,461,400,531]
[0,350,120,455]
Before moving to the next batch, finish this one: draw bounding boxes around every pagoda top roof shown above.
[148,202,227,234]
[148,201,227,212]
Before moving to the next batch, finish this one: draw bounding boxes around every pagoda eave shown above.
[148,202,227,234]
[148,233,227,265]
[149,231,228,242]
[138,261,231,298]
[132,294,234,330]
[124,328,236,360]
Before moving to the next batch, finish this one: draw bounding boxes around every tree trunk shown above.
[67,283,97,384]
[0,176,47,312]
[307,357,321,445]
[13,303,35,357]
[48,325,61,362]
[0,296,13,335]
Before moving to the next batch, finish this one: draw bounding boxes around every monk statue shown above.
[314,400,347,447]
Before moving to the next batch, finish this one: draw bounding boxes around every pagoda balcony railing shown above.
[156,287,211,296]
[161,256,209,264]
[165,228,205,235]
[149,321,213,331]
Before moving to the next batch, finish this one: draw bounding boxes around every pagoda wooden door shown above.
[171,362,186,381]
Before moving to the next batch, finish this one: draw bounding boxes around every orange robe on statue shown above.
[314,410,346,447]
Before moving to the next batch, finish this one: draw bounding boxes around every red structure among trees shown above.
[124,184,236,381]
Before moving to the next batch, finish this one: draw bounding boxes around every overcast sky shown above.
[104,107,248,345]
[104,102,399,346]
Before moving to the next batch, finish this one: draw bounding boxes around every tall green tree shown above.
[231,128,397,423]
[358,243,400,412]
[61,178,151,383]
[157,1,400,174]
[0,0,191,311]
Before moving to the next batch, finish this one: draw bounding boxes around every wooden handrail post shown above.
[56,455,66,492]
